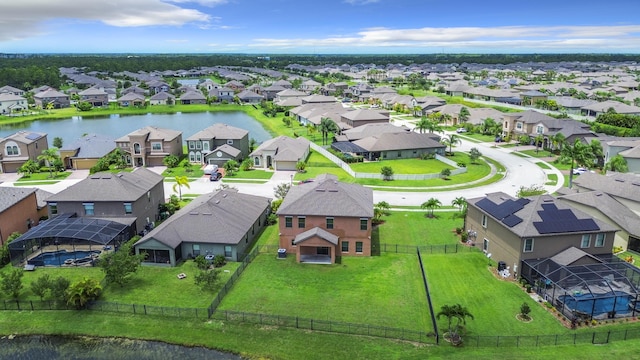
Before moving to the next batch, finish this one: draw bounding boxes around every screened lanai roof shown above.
[524,253,640,299]
[9,213,131,249]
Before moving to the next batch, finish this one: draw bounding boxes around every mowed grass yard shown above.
[375,211,464,246]
[350,158,454,174]
[218,253,432,332]
[422,252,568,337]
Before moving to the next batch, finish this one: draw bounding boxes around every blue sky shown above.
[1,0,639,54]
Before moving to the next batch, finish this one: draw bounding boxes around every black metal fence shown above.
[2,299,71,311]
[377,243,479,255]
[211,309,435,344]
[463,327,640,347]
[89,301,208,319]
[417,248,439,344]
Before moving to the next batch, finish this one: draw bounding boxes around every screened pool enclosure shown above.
[522,252,640,321]
[9,213,133,267]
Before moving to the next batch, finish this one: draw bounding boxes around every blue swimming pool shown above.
[558,291,632,315]
[28,250,100,267]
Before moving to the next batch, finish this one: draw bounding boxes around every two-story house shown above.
[0,131,48,173]
[185,123,249,166]
[45,167,165,235]
[0,93,28,115]
[465,192,618,276]
[33,89,70,109]
[0,187,39,244]
[501,110,555,139]
[0,85,25,96]
[78,87,109,107]
[276,174,374,264]
[115,126,183,167]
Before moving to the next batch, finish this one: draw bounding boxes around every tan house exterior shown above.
[0,131,48,173]
[276,174,373,264]
[250,136,309,171]
[33,89,70,109]
[115,126,183,167]
[466,192,618,276]
[78,87,109,107]
[0,188,39,245]
[59,133,116,170]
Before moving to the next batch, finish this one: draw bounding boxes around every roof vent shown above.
[202,212,212,216]
[189,211,198,215]
[222,193,227,198]
[633,182,640,186]
[215,200,220,204]
[595,192,603,196]
[615,178,625,182]
[316,188,325,192]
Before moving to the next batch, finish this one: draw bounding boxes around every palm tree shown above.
[451,197,467,213]
[319,117,338,145]
[37,148,61,178]
[604,155,628,174]
[561,139,595,188]
[480,118,498,135]
[458,107,470,123]
[442,134,461,155]
[590,139,604,168]
[416,116,443,134]
[437,303,474,345]
[533,134,544,154]
[551,133,565,153]
[421,197,442,218]
[172,176,190,200]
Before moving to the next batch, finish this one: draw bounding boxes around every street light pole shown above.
[290,174,293,186]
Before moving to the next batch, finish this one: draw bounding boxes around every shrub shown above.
[194,255,209,270]
[213,254,226,268]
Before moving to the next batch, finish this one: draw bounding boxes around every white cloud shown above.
[165,0,227,6]
[250,25,640,51]
[0,0,210,41]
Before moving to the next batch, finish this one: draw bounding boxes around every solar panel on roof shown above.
[25,133,41,140]
[502,214,523,227]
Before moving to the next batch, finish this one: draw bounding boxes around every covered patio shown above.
[9,213,133,267]
[293,227,338,264]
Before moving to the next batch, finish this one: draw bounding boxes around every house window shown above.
[298,217,305,228]
[397,151,402,158]
[123,203,132,214]
[536,125,544,134]
[49,203,58,216]
[285,216,292,228]
[189,152,195,162]
[254,157,260,166]
[595,233,605,247]
[151,142,162,151]
[203,142,209,152]
[192,244,200,256]
[83,203,94,216]
[195,141,201,150]
[360,218,368,231]
[227,139,234,145]
[291,239,295,246]
[356,241,363,253]
[147,191,151,201]
[342,241,349,252]
[481,214,487,228]
[195,152,201,162]
[483,238,489,252]
[5,145,18,156]
[326,217,334,229]
[516,122,523,130]
[581,234,591,248]
[224,246,232,258]
[523,238,534,252]
[133,143,141,154]
[189,141,195,150]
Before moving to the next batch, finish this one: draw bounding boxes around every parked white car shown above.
[203,164,219,175]
[572,167,587,175]
[456,128,467,133]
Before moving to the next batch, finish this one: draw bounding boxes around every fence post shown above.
[133,304,136,314]
[624,329,628,341]
[592,332,596,344]
[536,335,539,346]
[296,317,298,328]
[606,331,611,343]
[555,334,558,345]
[30,300,34,311]
[16,300,20,311]
[311,319,314,330]
[496,336,499,347]
[144,305,147,315]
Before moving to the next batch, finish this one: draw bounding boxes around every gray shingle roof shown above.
[250,136,309,162]
[186,123,248,141]
[62,133,116,159]
[294,227,339,245]
[277,174,373,218]
[2,131,46,144]
[549,247,601,266]
[47,168,163,202]
[353,132,444,152]
[135,189,270,249]
[0,187,36,214]
[337,123,410,141]
[573,172,640,203]
[116,126,181,142]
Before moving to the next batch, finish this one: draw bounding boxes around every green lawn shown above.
[0,266,104,301]
[162,167,204,178]
[546,173,558,185]
[350,158,454,174]
[376,211,464,246]
[225,168,273,180]
[218,253,432,331]
[460,133,497,143]
[306,150,340,168]
[536,162,552,170]
[16,171,72,182]
[519,149,556,158]
[423,252,568,337]
[102,260,240,308]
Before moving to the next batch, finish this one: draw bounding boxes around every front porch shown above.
[299,253,332,264]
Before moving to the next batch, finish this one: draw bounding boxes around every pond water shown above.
[0,335,243,360]
[0,111,271,146]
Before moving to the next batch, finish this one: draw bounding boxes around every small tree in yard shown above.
[66,278,102,309]
[516,184,546,198]
[31,274,52,300]
[172,176,190,200]
[50,276,70,301]
[213,254,226,268]
[381,166,394,181]
[375,201,391,217]
[195,269,221,291]
[18,160,40,177]
[1,268,24,299]
[98,241,145,287]
[241,158,253,171]
[440,168,451,180]
[273,183,291,199]
[421,197,442,218]
[520,302,532,321]
[194,255,209,270]
[180,159,193,173]
[53,137,63,148]
[437,304,474,345]
[469,147,482,164]
[163,154,180,168]
[296,161,306,173]
[224,160,238,176]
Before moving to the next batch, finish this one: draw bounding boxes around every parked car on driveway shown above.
[209,172,223,181]
[203,164,219,175]
[572,167,587,175]
[456,128,467,133]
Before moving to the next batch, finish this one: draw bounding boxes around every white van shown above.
[203,164,219,175]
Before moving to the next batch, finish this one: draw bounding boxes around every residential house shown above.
[250,136,310,171]
[59,133,116,170]
[339,109,389,129]
[335,131,445,161]
[599,138,640,173]
[0,187,39,244]
[572,172,640,215]
[581,101,640,117]
[501,110,556,138]
[520,90,548,106]
[289,103,348,127]
[276,174,373,264]
[45,167,165,235]
[186,123,249,165]
[300,79,321,93]
[78,87,109,107]
[134,189,270,266]
[0,85,25,96]
[301,94,337,105]
[208,86,234,102]
[115,126,183,167]
[146,80,171,94]
[236,90,264,104]
[465,192,618,274]
[180,91,207,105]
[149,92,175,105]
[0,93,28,115]
[117,92,146,107]
[33,89,70,109]
[272,80,292,89]
[274,89,308,107]
[122,86,147,96]
[0,131,48,173]
[262,85,287,101]
[225,80,245,92]
[334,123,410,142]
